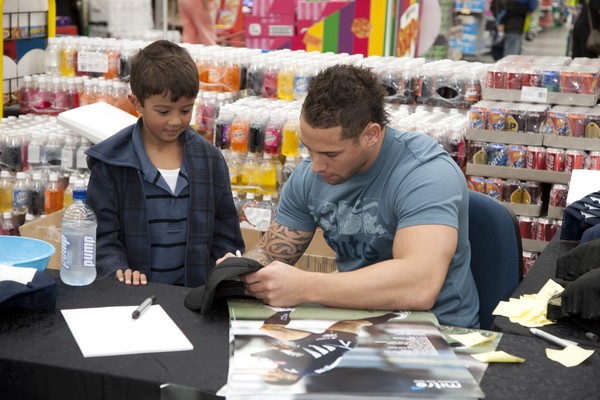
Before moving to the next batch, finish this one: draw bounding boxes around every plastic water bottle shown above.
[60,187,97,286]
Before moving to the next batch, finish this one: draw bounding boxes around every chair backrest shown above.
[468,190,523,330]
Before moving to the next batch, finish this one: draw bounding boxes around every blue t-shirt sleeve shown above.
[275,160,318,232]
[393,156,464,232]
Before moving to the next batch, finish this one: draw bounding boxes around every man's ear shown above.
[364,122,383,146]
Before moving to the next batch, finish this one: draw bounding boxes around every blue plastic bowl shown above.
[0,236,56,271]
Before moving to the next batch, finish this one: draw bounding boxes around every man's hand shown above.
[241,261,310,307]
[116,269,147,286]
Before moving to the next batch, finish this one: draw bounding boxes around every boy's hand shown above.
[116,269,148,286]
[216,252,237,265]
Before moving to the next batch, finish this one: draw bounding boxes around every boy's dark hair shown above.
[129,40,199,105]
[301,64,390,140]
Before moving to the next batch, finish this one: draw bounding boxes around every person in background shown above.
[572,0,600,58]
[220,64,479,328]
[178,0,218,45]
[86,40,243,287]
[491,0,537,58]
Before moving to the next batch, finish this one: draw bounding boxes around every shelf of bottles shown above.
[4,35,494,233]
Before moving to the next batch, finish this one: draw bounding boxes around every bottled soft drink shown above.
[44,36,61,76]
[230,111,250,154]
[0,212,18,236]
[240,152,259,193]
[60,187,97,286]
[61,135,78,171]
[281,113,300,157]
[264,113,284,156]
[0,171,14,213]
[258,154,277,196]
[59,36,78,77]
[19,75,33,114]
[281,156,297,187]
[27,132,46,171]
[12,171,30,227]
[76,138,91,174]
[214,106,235,150]
[1,130,24,172]
[44,172,64,215]
[232,190,244,216]
[63,175,82,209]
[249,111,267,154]
[44,133,63,166]
[277,61,295,101]
[246,56,264,97]
[29,172,46,217]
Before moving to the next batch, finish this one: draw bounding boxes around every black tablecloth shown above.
[493,235,600,349]
[1,263,599,399]
[0,270,230,400]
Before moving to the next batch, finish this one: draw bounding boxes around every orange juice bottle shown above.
[281,111,300,157]
[207,53,225,92]
[258,154,277,196]
[44,173,64,215]
[230,111,250,154]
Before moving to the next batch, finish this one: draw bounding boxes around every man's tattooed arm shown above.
[244,221,315,266]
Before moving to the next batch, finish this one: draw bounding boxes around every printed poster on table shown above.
[222,300,485,399]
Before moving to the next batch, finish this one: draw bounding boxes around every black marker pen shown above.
[132,295,156,319]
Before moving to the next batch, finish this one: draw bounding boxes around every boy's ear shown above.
[128,94,142,111]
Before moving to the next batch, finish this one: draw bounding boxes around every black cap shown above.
[184,256,264,314]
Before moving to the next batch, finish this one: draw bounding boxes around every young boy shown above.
[85,40,244,287]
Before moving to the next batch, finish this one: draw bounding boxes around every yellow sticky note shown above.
[471,351,525,363]
[449,332,497,347]
[536,279,564,301]
[546,345,595,367]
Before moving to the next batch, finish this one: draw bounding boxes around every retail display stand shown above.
[1,0,56,118]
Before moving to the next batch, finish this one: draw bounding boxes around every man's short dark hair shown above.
[129,40,199,105]
[301,64,390,140]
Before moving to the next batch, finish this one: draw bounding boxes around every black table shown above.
[1,261,599,400]
[0,270,229,400]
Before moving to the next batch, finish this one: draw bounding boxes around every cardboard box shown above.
[19,210,64,270]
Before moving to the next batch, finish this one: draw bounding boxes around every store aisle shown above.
[522,25,571,57]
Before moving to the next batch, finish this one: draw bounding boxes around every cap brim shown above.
[184,257,263,314]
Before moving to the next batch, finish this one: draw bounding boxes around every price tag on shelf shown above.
[521,86,548,103]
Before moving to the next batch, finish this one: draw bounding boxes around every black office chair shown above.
[468,190,523,330]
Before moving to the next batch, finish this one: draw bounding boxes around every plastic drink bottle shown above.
[258,154,277,196]
[240,153,259,193]
[281,113,300,157]
[12,172,30,227]
[44,173,64,215]
[277,62,295,100]
[0,212,18,236]
[264,113,283,156]
[230,112,250,154]
[0,171,14,213]
[60,187,97,286]
[29,172,46,217]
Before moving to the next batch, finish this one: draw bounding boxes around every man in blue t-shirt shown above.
[220,64,479,328]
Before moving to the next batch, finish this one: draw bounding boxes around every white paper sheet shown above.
[0,264,37,284]
[566,169,600,206]
[61,305,193,357]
